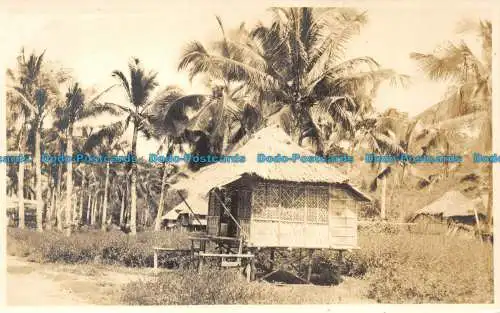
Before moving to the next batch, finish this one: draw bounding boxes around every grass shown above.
[7,228,190,267]
[354,228,493,303]
[7,226,493,304]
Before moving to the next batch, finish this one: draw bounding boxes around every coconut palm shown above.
[411,19,492,232]
[410,19,491,118]
[179,9,408,155]
[104,58,163,235]
[8,49,53,231]
[5,79,31,229]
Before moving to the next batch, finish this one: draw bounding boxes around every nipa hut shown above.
[409,190,487,225]
[165,125,371,250]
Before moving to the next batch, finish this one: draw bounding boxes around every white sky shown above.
[0,0,494,157]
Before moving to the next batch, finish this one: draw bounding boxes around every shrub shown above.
[353,229,493,303]
[121,269,275,305]
[7,228,190,267]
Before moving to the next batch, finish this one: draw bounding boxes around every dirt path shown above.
[6,256,152,306]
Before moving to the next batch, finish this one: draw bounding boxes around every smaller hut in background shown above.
[162,194,208,231]
[6,196,39,228]
[409,190,487,226]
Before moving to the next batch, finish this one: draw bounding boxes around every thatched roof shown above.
[163,125,370,219]
[175,125,348,189]
[411,190,487,220]
[162,193,208,220]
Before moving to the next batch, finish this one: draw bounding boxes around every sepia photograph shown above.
[1,0,496,307]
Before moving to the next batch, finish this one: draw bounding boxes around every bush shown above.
[352,229,493,303]
[7,228,190,267]
[121,269,275,305]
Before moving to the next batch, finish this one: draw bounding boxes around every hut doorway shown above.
[210,188,240,238]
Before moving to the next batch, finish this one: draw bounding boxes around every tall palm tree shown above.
[9,49,51,232]
[56,83,118,235]
[106,58,161,235]
[5,78,30,229]
[411,19,492,231]
[179,9,408,154]
[410,19,491,118]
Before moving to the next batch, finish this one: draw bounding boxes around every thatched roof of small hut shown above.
[163,125,370,220]
[410,190,487,221]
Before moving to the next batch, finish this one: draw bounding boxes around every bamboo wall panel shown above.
[249,220,279,247]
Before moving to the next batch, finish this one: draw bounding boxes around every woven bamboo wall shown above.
[207,179,360,249]
[248,181,358,249]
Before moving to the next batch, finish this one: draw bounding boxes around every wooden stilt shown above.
[307,249,314,283]
[153,249,158,270]
[270,248,275,271]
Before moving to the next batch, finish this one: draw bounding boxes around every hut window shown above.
[238,190,252,219]
[252,182,325,223]
[306,187,329,224]
[253,184,266,216]
[280,185,305,222]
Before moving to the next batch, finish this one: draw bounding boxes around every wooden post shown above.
[198,256,204,272]
[153,249,158,270]
[380,175,387,220]
[270,249,275,271]
[307,249,314,283]
[473,207,483,243]
[237,237,243,265]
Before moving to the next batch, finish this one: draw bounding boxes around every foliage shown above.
[351,229,493,303]
[7,228,190,267]
[121,269,275,305]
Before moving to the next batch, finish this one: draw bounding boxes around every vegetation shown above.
[4,7,493,305]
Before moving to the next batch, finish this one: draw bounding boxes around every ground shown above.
[6,256,374,305]
[6,256,154,305]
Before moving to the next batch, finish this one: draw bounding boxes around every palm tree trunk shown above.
[130,124,139,235]
[87,191,92,224]
[101,162,110,230]
[47,186,55,230]
[380,175,387,220]
[18,158,25,229]
[65,129,73,236]
[91,193,97,225]
[35,129,43,232]
[487,165,493,234]
[79,176,85,224]
[119,187,125,225]
[154,162,169,231]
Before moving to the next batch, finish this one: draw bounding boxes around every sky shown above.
[0,0,495,157]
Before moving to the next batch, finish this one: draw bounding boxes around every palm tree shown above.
[353,114,404,219]
[106,58,161,235]
[6,77,30,229]
[179,9,408,154]
[8,49,51,232]
[411,19,492,232]
[410,19,491,118]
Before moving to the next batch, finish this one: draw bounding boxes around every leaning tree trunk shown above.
[154,162,169,231]
[65,129,73,236]
[17,155,25,229]
[35,129,43,232]
[101,162,110,230]
[129,124,139,235]
[380,175,387,220]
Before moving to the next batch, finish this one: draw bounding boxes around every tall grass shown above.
[122,269,275,305]
[7,228,190,267]
[7,227,493,303]
[353,229,493,303]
